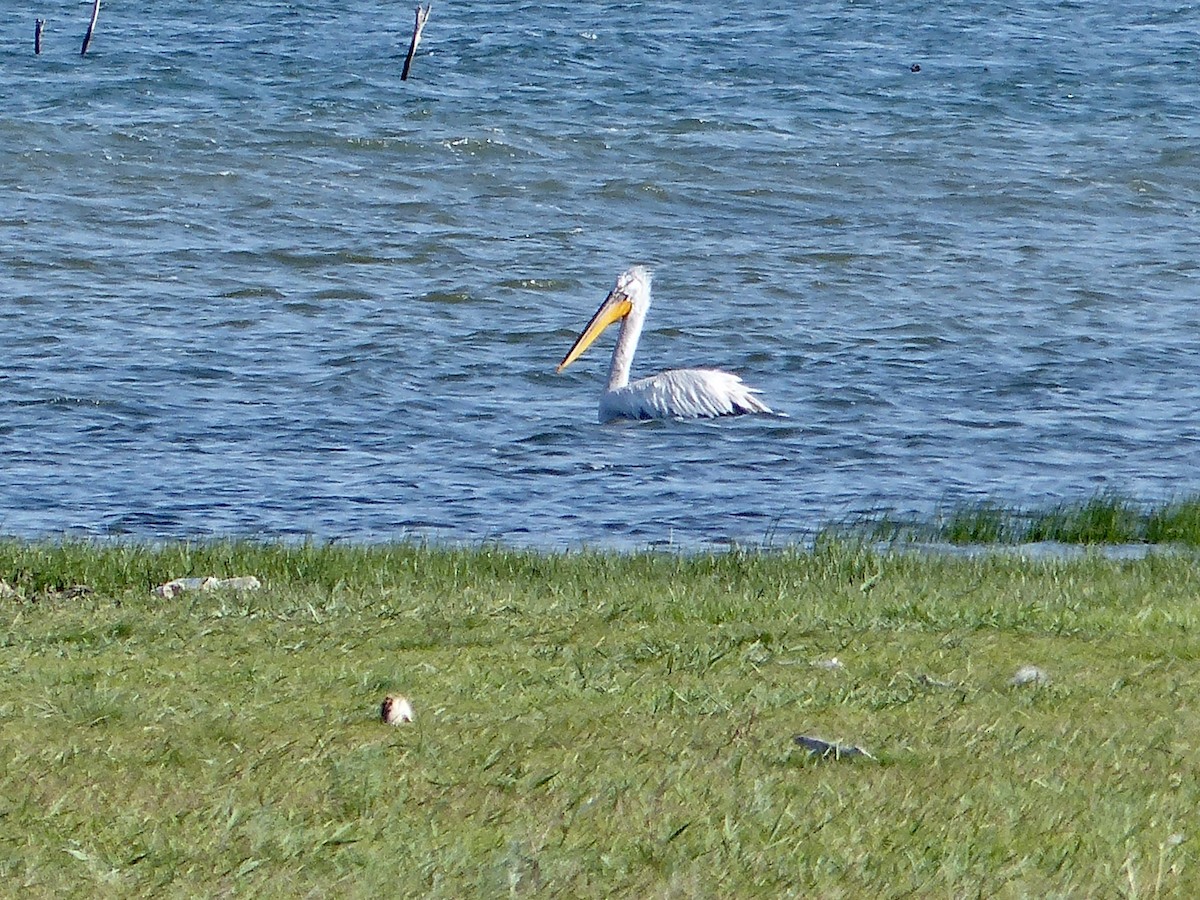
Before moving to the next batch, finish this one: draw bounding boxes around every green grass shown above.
[860,493,1200,548]
[2,538,1200,896]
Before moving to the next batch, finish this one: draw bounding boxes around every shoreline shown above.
[3,525,1199,895]
[4,492,1200,559]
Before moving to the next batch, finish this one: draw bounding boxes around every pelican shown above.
[557,266,774,423]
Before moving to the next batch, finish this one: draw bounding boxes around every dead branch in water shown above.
[80,0,100,56]
[401,3,431,81]
[35,18,45,54]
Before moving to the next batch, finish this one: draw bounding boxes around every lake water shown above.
[2,1,1199,549]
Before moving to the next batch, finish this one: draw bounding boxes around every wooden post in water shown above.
[35,18,45,54]
[80,0,100,56]
[401,3,431,81]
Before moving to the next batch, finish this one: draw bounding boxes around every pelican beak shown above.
[556,290,633,372]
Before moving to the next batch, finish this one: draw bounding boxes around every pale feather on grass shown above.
[793,734,876,761]
[381,694,414,725]
[1009,665,1050,687]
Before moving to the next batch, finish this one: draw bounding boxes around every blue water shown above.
[2,1,1199,548]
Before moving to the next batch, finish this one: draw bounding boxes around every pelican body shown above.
[557,266,773,423]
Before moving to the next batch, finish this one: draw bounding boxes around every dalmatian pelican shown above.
[557,266,773,423]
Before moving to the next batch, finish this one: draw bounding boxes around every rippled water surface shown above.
[2,1,1199,548]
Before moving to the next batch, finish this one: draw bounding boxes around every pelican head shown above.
[557,266,652,373]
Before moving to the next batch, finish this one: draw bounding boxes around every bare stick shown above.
[401,3,431,81]
[80,0,100,56]
[35,18,45,55]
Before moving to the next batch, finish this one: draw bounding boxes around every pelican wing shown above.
[599,368,772,423]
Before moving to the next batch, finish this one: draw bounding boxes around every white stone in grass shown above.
[153,575,262,599]
[381,694,414,725]
[214,576,262,592]
[918,674,957,690]
[812,657,845,670]
[1009,665,1050,687]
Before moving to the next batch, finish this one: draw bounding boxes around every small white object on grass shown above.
[812,656,845,670]
[381,694,414,725]
[793,734,876,761]
[153,575,262,599]
[1009,665,1050,687]
[918,674,957,690]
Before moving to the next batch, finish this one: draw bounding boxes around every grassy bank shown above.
[863,493,1200,548]
[2,539,1199,897]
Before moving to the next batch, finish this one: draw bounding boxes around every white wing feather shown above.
[599,368,772,423]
